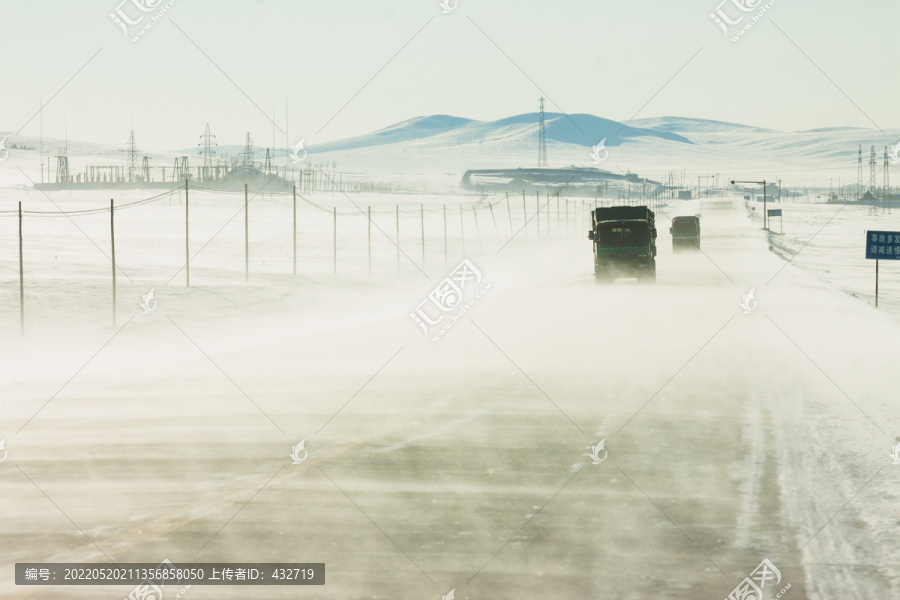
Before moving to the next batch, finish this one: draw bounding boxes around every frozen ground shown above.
[753,198,900,313]
[1,190,899,599]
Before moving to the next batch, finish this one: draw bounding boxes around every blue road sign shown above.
[767,209,782,217]
[866,231,900,260]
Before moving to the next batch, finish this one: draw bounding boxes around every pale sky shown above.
[2,0,897,151]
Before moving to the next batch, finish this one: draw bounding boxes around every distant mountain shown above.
[629,116,772,134]
[149,112,898,183]
[307,112,692,154]
[309,115,476,152]
[173,113,787,158]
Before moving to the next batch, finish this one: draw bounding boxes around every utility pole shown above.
[245,184,249,281]
[292,185,297,276]
[185,179,190,286]
[19,201,24,336]
[110,199,117,326]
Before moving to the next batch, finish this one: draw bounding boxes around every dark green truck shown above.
[587,206,657,282]
[670,215,701,252]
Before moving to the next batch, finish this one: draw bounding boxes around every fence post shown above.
[333,207,337,275]
[18,201,24,337]
[293,185,297,276]
[110,199,116,327]
[368,206,372,276]
[244,184,249,282]
[522,191,527,238]
[547,192,550,237]
[185,179,190,287]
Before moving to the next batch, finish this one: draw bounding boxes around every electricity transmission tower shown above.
[538,97,548,167]
[857,145,863,200]
[199,123,217,179]
[884,146,890,199]
[126,129,139,182]
[869,145,877,195]
[241,133,255,166]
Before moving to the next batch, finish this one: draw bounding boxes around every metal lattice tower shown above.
[55,149,69,183]
[241,133,254,166]
[173,156,189,181]
[141,156,150,182]
[857,145,863,200]
[884,146,891,199]
[264,148,271,174]
[538,97,548,167]
[869,145,877,194]
[55,123,70,183]
[199,123,217,171]
[126,129,139,182]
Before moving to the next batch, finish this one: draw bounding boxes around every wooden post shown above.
[238,181,251,279]
[110,199,116,326]
[333,207,337,275]
[506,192,512,235]
[396,205,400,277]
[522,191,527,238]
[292,185,297,276]
[443,204,448,266]
[18,201,24,337]
[368,206,372,276]
[185,179,190,286]
[421,204,425,269]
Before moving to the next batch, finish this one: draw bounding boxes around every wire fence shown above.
[1,181,666,335]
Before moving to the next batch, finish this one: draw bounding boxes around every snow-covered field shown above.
[2,184,899,599]
[754,198,900,313]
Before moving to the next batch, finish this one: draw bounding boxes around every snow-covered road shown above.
[1,195,898,599]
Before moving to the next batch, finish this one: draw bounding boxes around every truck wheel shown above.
[639,261,656,283]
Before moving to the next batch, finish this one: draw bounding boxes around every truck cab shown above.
[670,215,701,252]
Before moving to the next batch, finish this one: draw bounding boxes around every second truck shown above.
[588,206,657,282]
[670,215,701,252]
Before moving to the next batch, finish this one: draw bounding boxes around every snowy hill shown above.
[309,112,691,155]
[4,111,898,190]
[629,116,773,134]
